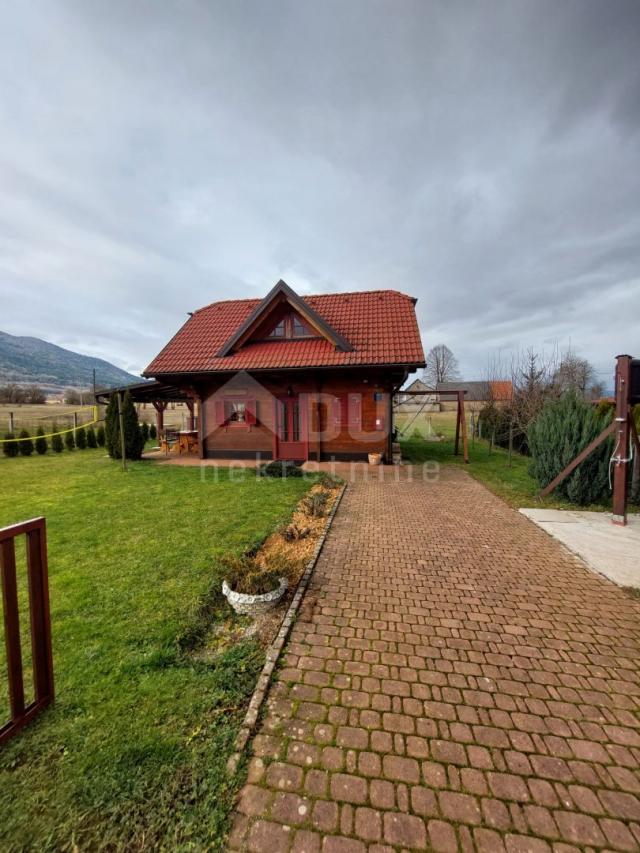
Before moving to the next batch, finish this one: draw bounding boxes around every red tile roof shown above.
[145,289,425,374]
[490,380,513,401]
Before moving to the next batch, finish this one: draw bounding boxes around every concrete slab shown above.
[520,508,640,589]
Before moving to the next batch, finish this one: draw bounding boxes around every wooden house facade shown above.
[142,280,425,462]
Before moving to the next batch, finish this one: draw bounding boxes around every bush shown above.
[301,489,331,518]
[35,426,48,455]
[65,430,75,451]
[18,429,34,456]
[105,391,144,460]
[51,426,64,453]
[141,422,150,443]
[259,460,304,478]
[2,432,19,458]
[594,399,615,419]
[317,472,344,490]
[86,426,97,448]
[75,426,87,449]
[478,403,528,454]
[528,391,614,505]
[149,423,157,440]
[96,425,106,447]
[221,553,284,596]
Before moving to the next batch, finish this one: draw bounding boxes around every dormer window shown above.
[267,313,313,340]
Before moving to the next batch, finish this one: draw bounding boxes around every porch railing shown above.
[0,517,54,744]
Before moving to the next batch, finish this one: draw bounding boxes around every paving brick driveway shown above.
[230,467,640,852]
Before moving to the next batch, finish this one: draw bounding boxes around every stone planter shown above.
[222,577,288,616]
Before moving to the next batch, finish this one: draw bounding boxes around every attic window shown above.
[267,313,313,340]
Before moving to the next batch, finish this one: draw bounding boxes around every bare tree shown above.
[553,350,596,397]
[423,344,460,388]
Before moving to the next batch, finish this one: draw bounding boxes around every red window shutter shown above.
[348,394,362,430]
[214,399,225,426]
[246,399,257,425]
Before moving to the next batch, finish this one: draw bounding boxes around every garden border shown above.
[227,481,347,774]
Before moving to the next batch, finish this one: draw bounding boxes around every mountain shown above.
[0,330,142,391]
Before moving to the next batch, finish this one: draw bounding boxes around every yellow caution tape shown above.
[0,418,101,443]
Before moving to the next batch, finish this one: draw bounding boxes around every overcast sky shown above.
[1,0,639,384]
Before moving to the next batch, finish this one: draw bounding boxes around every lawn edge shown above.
[226,481,347,774]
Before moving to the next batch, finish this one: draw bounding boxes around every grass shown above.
[398,411,629,511]
[0,449,312,851]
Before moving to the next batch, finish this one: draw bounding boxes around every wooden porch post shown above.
[152,401,167,437]
[186,399,195,431]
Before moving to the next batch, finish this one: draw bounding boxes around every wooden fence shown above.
[0,517,54,744]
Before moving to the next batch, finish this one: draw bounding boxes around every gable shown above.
[216,279,353,357]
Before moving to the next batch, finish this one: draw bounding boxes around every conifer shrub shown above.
[35,426,48,455]
[528,391,613,505]
[2,432,19,458]
[18,429,34,456]
[149,423,157,440]
[141,421,150,443]
[51,426,64,453]
[86,426,98,448]
[65,430,75,451]
[75,426,87,449]
[96,425,106,447]
[105,391,144,460]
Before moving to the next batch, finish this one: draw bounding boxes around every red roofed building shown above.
[142,280,425,462]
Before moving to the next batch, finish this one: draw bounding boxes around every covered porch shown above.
[95,380,202,458]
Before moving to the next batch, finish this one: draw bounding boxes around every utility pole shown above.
[117,392,127,472]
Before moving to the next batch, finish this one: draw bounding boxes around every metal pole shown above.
[9,411,14,433]
[73,412,78,430]
[117,392,127,472]
[612,354,631,525]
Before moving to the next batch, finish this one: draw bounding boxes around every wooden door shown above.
[274,396,308,461]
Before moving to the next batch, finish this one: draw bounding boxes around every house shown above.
[140,280,425,462]
[436,380,513,412]
[395,378,439,413]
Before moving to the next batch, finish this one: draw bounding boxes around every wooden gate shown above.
[0,517,54,744]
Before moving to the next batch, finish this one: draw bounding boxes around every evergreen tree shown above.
[35,426,48,455]
[528,391,613,505]
[86,426,98,448]
[141,421,150,443]
[105,391,144,460]
[51,425,64,453]
[149,423,157,440]
[18,429,34,456]
[65,429,75,451]
[105,393,119,458]
[96,425,106,447]
[2,432,19,458]
[75,426,87,449]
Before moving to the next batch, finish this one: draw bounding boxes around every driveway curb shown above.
[227,481,347,774]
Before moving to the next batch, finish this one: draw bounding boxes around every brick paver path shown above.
[230,468,640,852]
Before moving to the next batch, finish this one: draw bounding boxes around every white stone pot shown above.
[222,577,288,616]
[368,452,382,466]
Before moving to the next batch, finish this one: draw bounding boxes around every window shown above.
[266,313,313,340]
[269,320,286,338]
[224,400,246,423]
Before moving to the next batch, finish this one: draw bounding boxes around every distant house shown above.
[132,280,425,462]
[436,380,513,411]
[395,378,439,412]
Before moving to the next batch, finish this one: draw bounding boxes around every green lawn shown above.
[0,450,312,851]
[400,421,626,512]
